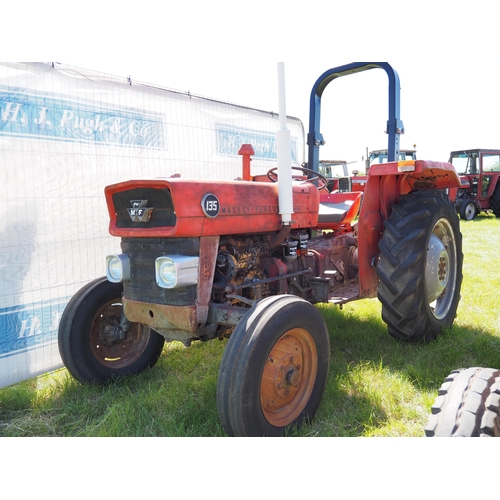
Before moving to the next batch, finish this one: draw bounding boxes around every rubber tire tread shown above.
[490,184,500,218]
[377,190,463,342]
[481,375,500,436]
[216,295,330,437]
[425,367,500,437]
[58,277,165,385]
[459,200,476,221]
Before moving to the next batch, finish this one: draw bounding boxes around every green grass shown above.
[1,213,499,437]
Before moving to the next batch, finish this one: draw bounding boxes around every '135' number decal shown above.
[201,193,220,218]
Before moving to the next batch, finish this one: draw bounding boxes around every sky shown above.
[64,54,499,170]
[8,1,499,170]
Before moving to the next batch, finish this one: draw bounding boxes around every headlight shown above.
[106,254,130,283]
[155,255,199,289]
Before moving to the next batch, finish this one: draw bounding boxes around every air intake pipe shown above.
[276,62,294,226]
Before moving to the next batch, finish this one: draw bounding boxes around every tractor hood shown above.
[105,178,320,238]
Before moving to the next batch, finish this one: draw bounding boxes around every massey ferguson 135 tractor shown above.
[58,62,464,436]
[448,149,500,220]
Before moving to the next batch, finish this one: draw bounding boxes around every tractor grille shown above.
[113,188,176,229]
[338,177,352,193]
[121,237,199,306]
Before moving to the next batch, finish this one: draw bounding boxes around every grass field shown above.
[1,213,499,437]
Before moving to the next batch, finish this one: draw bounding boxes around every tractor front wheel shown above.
[216,295,330,436]
[425,367,500,437]
[459,200,477,220]
[58,277,165,385]
[377,190,463,342]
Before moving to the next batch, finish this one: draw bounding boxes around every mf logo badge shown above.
[201,193,220,218]
[127,200,153,222]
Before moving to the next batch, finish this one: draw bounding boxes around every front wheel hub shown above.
[260,329,317,428]
[284,364,302,388]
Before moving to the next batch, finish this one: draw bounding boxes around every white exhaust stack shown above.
[276,62,294,225]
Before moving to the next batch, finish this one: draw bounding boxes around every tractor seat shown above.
[315,191,363,228]
[317,200,354,223]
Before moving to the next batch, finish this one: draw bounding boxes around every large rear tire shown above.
[216,295,330,436]
[490,184,500,217]
[377,190,463,342]
[58,277,165,385]
[425,367,500,437]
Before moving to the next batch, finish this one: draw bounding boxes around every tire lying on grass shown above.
[425,367,500,437]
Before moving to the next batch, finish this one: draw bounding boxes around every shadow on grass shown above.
[320,301,500,389]
[299,300,500,436]
[0,340,227,437]
[1,299,499,437]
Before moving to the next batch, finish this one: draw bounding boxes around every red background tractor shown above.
[448,149,500,220]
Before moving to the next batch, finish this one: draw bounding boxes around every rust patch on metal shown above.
[123,298,198,333]
[196,236,219,327]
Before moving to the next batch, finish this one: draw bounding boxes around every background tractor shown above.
[350,147,417,193]
[318,159,350,192]
[58,62,464,436]
[448,149,500,220]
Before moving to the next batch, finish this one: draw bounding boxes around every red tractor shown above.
[448,149,500,220]
[58,62,464,436]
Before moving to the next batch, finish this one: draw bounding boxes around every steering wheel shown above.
[266,165,328,190]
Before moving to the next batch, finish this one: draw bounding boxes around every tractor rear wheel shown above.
[459,200,477,220]
[490,184,500,217]
[216,295,330,436]
[58,277,165,385]
[377,190,463,342]
[425,367,500,437]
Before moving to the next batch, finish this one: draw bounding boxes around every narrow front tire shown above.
[217,295,330,436]
[58,277,165,385]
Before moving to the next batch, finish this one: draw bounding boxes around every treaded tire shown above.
[459,200,477,220]
[490,184,500,218]
[58,277,165,385]
[216,295,330,437]
[425,367,500,437]
[481,376,500,436]
[377,190,463,342]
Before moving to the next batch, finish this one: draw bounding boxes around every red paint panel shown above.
[105,178,320,238]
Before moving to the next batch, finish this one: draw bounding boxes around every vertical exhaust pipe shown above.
[276,62,293,226]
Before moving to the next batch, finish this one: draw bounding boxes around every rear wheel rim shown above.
[89,299,151,368]
[426,218,458,320]
[260,328,318,427]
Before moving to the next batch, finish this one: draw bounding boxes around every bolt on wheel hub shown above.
[426,233,450,302]
[260,329,317,428]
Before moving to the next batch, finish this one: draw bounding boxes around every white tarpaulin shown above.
[0,62,305,388]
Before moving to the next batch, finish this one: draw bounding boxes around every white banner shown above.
[0,62,305,388]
